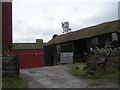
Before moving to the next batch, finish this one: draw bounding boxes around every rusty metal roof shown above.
[45,20,120,46]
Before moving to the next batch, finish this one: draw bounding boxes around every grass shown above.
[68,63,119,80]
[87,70,119,80]
[2,76,28,88]
[68,63,88,77]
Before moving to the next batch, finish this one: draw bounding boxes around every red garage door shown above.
[12,49,44,69]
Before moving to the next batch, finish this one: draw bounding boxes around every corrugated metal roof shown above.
[45,20,120,46]
[12,39,44,49]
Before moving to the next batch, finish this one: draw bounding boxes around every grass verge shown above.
[68,63,119,80]
[2,76,28,88]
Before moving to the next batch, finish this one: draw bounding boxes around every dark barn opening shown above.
[44,45,57,66]
[73,39,87,62]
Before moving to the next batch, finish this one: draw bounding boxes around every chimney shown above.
[36,39,43,45]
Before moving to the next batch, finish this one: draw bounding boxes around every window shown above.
[111,33,118,41]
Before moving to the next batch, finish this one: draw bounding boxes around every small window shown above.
[112,33,118,41]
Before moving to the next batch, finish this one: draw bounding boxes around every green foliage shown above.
[68,63,119,80]
[2,76,28,88]
[69,68,87,77]
[68,63,87,77]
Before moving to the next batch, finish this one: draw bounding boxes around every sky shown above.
[13,0,119,43]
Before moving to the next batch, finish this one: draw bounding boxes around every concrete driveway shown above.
[20,65,118,88]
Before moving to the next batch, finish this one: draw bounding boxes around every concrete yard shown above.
[20,65,118,88]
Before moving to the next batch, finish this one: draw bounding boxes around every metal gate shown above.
[60,52,73,64]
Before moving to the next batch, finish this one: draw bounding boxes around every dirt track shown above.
[20,65,118,88]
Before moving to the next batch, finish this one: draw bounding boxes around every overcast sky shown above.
[13,0,119,43]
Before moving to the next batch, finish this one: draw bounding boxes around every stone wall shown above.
[87,47,119,73]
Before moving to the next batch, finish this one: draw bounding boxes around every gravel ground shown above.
[20,65,118,88]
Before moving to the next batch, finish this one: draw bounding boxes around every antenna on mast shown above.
[62,21,71,34]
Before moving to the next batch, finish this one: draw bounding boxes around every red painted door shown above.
[12,50,44,69]
[19,53,44,69]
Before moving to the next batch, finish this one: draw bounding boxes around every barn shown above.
[12,39,44,69]
[44,20,120,66]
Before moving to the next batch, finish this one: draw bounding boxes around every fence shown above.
[2,53,19,77]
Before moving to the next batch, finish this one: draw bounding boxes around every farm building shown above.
[12,39,44,69]
[44,20,120,66]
